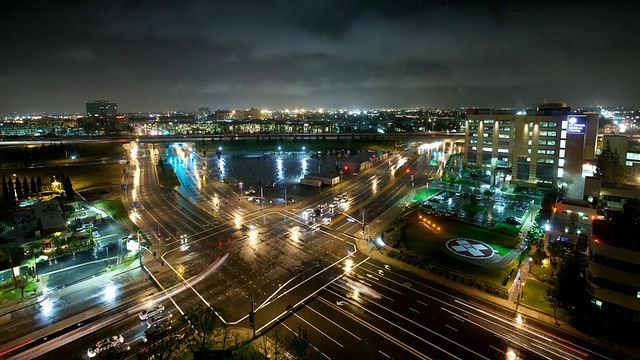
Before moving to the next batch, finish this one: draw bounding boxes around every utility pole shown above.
[249,290,256,337]
[260,186,264,210]
[137,231,142,266]
[284,187,287,207]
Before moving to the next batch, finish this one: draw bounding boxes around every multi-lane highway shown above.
[0,140,629,359]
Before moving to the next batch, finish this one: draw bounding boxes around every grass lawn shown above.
[0,143,126,167]
[0,281,38,303]
[121,252,139,267]
[157,165,181,187]
[411,188,440,203]
[402,215,521,285]
[460,203,486,213]
[494,223,521,236]
[0,163,126,202]
[519,279,570,320]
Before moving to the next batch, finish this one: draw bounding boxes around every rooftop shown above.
[592,220,640,252]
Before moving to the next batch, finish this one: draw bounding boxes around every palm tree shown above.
[27,241,43,256]
[51,235,66,255]
[1,247,19,286]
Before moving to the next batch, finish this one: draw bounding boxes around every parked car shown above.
[505,216,521,225]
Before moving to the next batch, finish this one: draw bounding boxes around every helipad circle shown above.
[446,238,495,259]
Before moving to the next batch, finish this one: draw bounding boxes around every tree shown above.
[7,178,15,206]
[617,197,640,227]
[555,251,593,319]
[595,141,627,183]
[469,193,478,207]
[525,222,544,249]
[547,241,572,260]
[1,175,8,200]
[30,177,37,195]
[22,177,29,197]
[36,176,42,193]
[143,325,183,360]
[1,247,19,286]
[27,241,43,256]
[14,274,34,298]
[285,324,311,360]
[63,176,75,200]
[15,178,23,199]
[544,285,561,325]
[539,187,564,221]
[183,305,218,352]
[52,235,66,254]
[220,323,231,350]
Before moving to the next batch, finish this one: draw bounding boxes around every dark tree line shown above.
[0,143,72,167]
[1,173,73,206]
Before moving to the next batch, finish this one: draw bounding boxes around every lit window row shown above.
[537,149,555,155]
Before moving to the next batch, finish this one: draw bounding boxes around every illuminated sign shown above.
[567,115,586,134]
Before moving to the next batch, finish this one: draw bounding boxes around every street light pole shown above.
[138,231,142,266]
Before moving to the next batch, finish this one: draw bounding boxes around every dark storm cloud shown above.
[1,0,638,114]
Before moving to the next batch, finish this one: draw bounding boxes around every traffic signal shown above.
[161,260,165,266]
[249,311,255,329]
[344,165,348,170]
[406,169,410,173]
[153,251,156,257]
[238,196,241,201]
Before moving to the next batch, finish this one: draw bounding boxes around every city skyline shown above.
[2,1,639,114]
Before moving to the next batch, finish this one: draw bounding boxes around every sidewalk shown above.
[356,190,638,357]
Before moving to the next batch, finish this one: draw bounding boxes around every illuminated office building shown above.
[464,102,599,195]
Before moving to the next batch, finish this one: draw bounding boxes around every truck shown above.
[300,178,322,187]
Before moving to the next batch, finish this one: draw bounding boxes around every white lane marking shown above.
[379,350,391,358]
[293,313,343,348]
[409,308,420,313]
[417,300,429,307]
[446,325,458,332]
[452,302,594,360]
[305,305,361,340]
[364,262,599,359]
[281,322,331,360]
[332,289,490,360]
[326,288,461,360]
[256,256,370,334]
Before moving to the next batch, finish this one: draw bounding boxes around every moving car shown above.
[147,313,172,328]
[139,304,165,321]
[87,335,125,358]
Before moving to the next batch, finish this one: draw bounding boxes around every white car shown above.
[139,304,165,321]
[87,335,125,358]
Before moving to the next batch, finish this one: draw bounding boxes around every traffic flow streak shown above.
[3,141,623,360]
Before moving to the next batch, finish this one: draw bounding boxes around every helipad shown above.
[446,238,495,259]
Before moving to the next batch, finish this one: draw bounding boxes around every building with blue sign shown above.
[464,102,599,196]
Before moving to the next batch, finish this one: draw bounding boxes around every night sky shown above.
[2,1,638,114]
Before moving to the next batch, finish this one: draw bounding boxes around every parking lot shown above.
[423,190,531,229]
